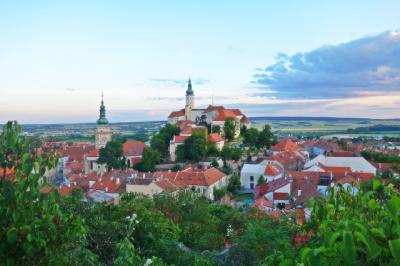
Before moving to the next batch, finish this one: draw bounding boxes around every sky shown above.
[0,0,399,123]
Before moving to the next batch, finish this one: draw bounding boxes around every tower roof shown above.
[186,78,194,95]
[97,93,109,125]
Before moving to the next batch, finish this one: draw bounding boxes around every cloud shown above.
[254,31,400,99]
[64,88,77,92]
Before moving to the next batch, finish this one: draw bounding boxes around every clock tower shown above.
[95,94,112,149]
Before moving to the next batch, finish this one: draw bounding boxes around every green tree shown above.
[257,125,276,149]
[151,124,180,157]
[184,135,207,162]
[257,175,265,185]
[227,172,241,194]
[243,127,259,148]
[0,121,28,180]
[176,144,186,162]
[135,147,160,172]
[221,146,242,161]
[296,179,400,265]
[224,118,237,141]
[211,125,221,134]
[97,139,126,171]
[0,121,96,265]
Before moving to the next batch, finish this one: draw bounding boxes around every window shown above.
[250,176,254,182]
[250,183,254,189]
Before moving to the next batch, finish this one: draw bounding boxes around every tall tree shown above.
[97,139,126,171]
[224,118,237,142]
[184,135,207,162]
[150,124,180,157]
[135,147,160,172]
[227,172,241,193]
[243,128,259,148]
[0,121,96,265]
[257,125,276,149]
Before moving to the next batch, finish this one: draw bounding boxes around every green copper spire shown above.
[97,93,109,125]
[186,78,194,95]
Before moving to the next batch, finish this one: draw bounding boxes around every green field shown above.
[251,117,400,137]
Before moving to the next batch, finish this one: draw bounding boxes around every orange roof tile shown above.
[123,141,145,157]
[208,133,223,143]
[168,109,185,118]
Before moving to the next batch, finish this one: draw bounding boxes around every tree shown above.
[135,147,160,172]
[257,175,265,185]
[295,179,400,265]
[184,135,207,162]
[0,121,28,180]
[224,118,236,141]
[211,125,221,134]
[207,143,219,156]
[0,121,96,265]
[221,146,242,161]
[176,144,185,162]
[243,128,259,148]
[227,172,241,193]
[151,124,180,157]
[97,139,126,171]
[257,125,276,149]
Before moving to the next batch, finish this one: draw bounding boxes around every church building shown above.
[168,79,251,137]
[95,94,112,149]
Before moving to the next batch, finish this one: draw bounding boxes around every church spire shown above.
[186,77,194,95]
[97,92,109,125]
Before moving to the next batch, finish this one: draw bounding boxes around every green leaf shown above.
[372,179,381,191]
[370,228,385,239]
[354,231,369,249]
[343,231,356,265]
[389,238,400,262]
[7,228,17,243]
[329,231,342,247]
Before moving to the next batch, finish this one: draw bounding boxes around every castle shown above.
[168,78,251,137]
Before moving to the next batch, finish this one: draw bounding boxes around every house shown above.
[254,177,292,207]
[123,141,146,167]
[126,177,179,197]
[271,139,303,154]
[169,135,189,161]
[208,133,225,151]
[240,162,284,190]
[252,197,274,212]
[304,154,376,174]
[166,167,229,200]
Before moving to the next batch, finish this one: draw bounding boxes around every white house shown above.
[304,154,376,174]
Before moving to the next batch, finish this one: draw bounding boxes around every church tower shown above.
[95,94,112,149]
[185,78,195,120]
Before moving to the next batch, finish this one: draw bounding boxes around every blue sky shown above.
[0,1,399,123]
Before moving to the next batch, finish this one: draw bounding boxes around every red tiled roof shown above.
[253,197,274,210]
[123,141,145,157]
[255,178,290,198]
[91,170,130,193]
[168,109,185,118]
[264,163,282,177]
[318,163,352,175]
[57,184,80,196]
[370,162,390,172]
[174,135,189,143]
[166,167,226,187]
[271,139,300,152]
[273,192,289,200]
[208,133,223,143]
[87,149,99,157]
[212,109,242,121]
[328,151,356,157]
[336,175,358,185]
[155,179,179,193]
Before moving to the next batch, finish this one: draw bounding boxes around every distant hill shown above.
[249,116,400,121]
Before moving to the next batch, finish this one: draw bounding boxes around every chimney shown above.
[105,187,108,192]
[110,176,114,181]
[116,177,120,185]
[298,189,302,196]
[67,183,71,187]
[345,171,348,176]
[379,163,381,169]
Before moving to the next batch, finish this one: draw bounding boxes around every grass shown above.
[232,193,253,201]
